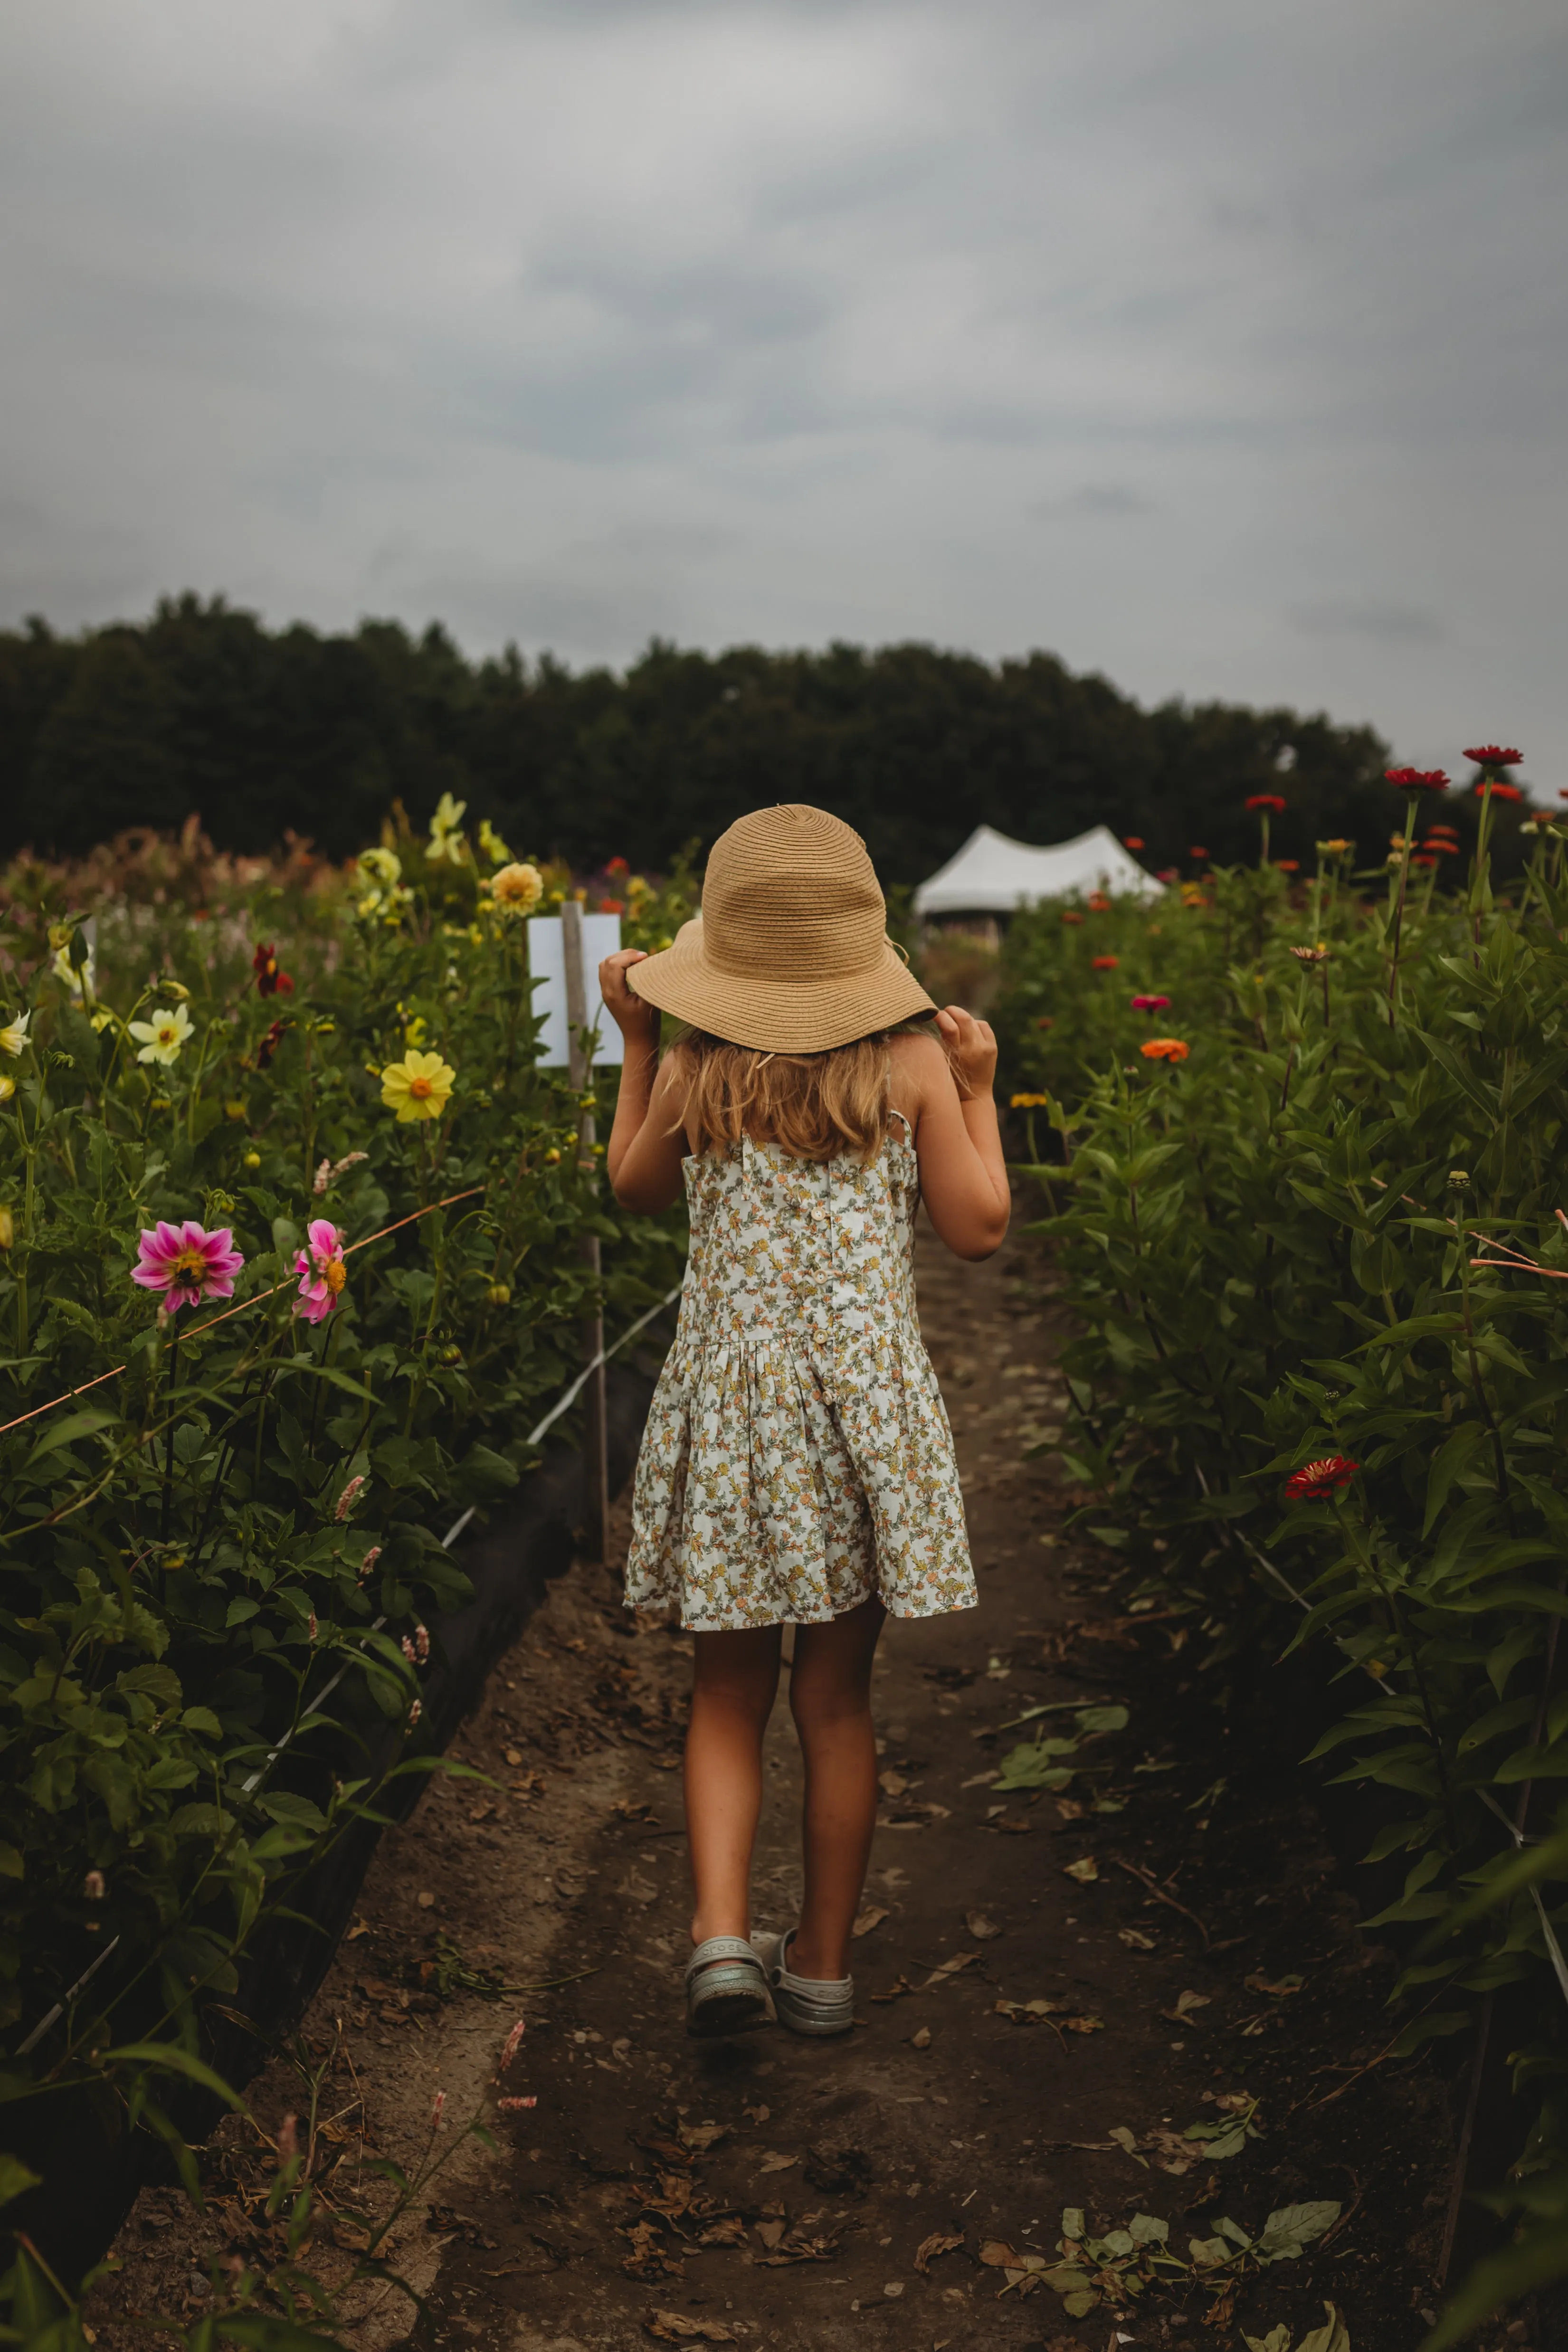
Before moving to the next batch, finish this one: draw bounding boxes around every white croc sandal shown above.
[684,1935,772,2038]
[754,1927,855,2037]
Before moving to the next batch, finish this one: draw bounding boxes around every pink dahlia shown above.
[132,1220,245,1315]
[294,1218,348,1325]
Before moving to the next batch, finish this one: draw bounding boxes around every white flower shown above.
[427,791,468,864]
[127,1004,194,1066]
[0,1011,29,1058]
[357,845,402,888]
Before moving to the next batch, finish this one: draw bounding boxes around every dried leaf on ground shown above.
[1107,2125,1150,2168]
[1161,1989,1212,2026]
[1118,1927,1156,1949]
[694,2215,748,2248]
[1245,1971,1305,1997]
[994,1997,1064,2023]
[910,2025,932,2049]
[979,2238,1023,2267]
[755,2151,798,2174]
[1062,1857,1099,1883]
[503,1747,523,1766]
[872,1973,914,2002]
[742,2102,770,2124]
[853,1904,890,1937]
[676,2119,728,2155]
[922,1951,981,1990]
[643,2314,738,2344]
[621,2221,684,2281]
[1063,2012,1105,2033]
[611,1799,659,1824]
[965,1910,1003,1940]
[633,2171,695,2221]
[754,2228,840,2267]
[754,2219,786,2249]
[914,2230,964,2273]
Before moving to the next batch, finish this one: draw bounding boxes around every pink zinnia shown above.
[1131,994,1170,1012]
[294,1218,348,1325]
[132,1220,245,1315]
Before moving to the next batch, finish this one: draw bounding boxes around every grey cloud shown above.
[0,0,1564,768]
[1292,603,1445,646]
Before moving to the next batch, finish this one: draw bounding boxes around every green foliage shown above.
[0,804,684,2212]
[0,598,1402,882]
[989,795,1568,2337]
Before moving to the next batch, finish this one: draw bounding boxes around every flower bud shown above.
[487,1282,511,1305]
[1447,1169,1471,1190]
[0,1207,12,1250]
[243,1150,261,1169]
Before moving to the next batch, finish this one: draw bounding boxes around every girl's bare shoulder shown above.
[888,1028,953,1123]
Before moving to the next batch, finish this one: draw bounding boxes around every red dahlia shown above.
[1285,1455,1358,1501]
[253,941,294,997]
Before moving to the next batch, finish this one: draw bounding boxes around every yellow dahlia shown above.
[381,1048,456,1123]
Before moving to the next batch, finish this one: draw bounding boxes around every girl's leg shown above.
[787,1594,886,1980]
[685,1623,782,1952]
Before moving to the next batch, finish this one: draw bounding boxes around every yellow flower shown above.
[478,817,514,866]
[0,1206,12,1245]
[492,861,544,917]
[0,1075,14,1107]
[128,1003,194,1066]
[1010,1091,1050,1108]
[52,944,95,998]
[427,791,468,864]
[359,845,402,888]
[0,1011,30,1057]
[1318,838,1352,856]
[381,1048,456,1123]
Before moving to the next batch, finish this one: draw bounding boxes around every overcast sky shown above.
[2,0,1564,775]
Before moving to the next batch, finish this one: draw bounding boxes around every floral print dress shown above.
[625,1114,977,1631]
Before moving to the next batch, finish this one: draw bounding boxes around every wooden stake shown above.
[562,898,609,1565]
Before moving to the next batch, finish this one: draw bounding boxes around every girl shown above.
[599,803,1009,2038]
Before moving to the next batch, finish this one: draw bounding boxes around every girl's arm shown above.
[892,1011,1010,1261]
[599,948,687,1212]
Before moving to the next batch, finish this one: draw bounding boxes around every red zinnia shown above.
[1275,858,1300,873]
[1061,911,1084,927]
[1464,746,1521,767]
[599,897,625,914]
[1036,1015,1055,1030]
[605,855,629,874]
[253,941,294,997]
[1386,768,1449,792]
[1424,838,1459,855]
[1155,867,1179,882]
[1131,994,1170,1011]
[1088,892,1112,911]
[1285,1455,1358,1501]
[1485,782,1523,803]
[1245,795,1286,814]
[1413,854,1436,868]
[1123,836,1145,850]
[1092,955,1120,970]
[1189,846,1209,859]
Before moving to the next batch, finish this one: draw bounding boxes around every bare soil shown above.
[90,1222,1501,2352]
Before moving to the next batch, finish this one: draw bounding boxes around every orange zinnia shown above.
[1092,955,1120,970]
[1140,1037,1189,1062]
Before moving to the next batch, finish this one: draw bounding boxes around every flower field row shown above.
[0,802,689,2283]
[990,753,1568,2340]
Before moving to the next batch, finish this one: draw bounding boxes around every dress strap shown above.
[887,1107,913,1139]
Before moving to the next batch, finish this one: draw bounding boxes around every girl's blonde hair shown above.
[665,1027,918,1163]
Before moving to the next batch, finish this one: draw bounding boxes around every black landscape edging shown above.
[10,1350,663,2287]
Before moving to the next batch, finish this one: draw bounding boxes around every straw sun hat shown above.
[627,804,937,1053]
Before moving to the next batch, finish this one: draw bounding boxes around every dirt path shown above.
[93,1224,1457,2352]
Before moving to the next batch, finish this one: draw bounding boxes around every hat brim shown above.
[628,918,937,1053]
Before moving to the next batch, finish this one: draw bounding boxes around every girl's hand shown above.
[935,1005,998,1100]
[600,948,661,1046]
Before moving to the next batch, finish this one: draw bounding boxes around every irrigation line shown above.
[15,1275,684,2058]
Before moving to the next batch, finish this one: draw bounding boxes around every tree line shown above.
[0,592,1459,886]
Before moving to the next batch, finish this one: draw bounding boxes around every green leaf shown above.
[0,2153,42,2209]
[100,2041,244,2105]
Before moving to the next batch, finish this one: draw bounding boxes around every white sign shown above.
[526,912,625,1066]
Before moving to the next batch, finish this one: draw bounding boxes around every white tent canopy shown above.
[912,822,1162,917]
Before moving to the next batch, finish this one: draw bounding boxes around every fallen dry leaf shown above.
[755,2150,798,2174]
[910,2025,932,2049]
[755,2219,786,2249]
[853,1905,890,1938]
[416,1890,436,1910]
[503,1748,523,1766]
[621,2221,684,2282]
[922,1950,981,1990]
[960,1770,999,1789]
[1161,1990,1212,2026]
[993,1997,1064,2024]
[1245,1971,1305,1998]
[1118,1927,1156,1950]
[754,2229,840,2267]
[694,2215,748,2248]
[1063,2013,1105,2034]
[871,1973,914,2003]
[914,2230,964,2274]
[1055,1797,1085,1822]
[979,2238,1022,2267]
[965,1910,1003,1941]
[676,2119,728,2155]
[880,1769,910,1797]
[1062,1856,1099,1883]
[643,2313,737,2344]
[742,2102,770,2125]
